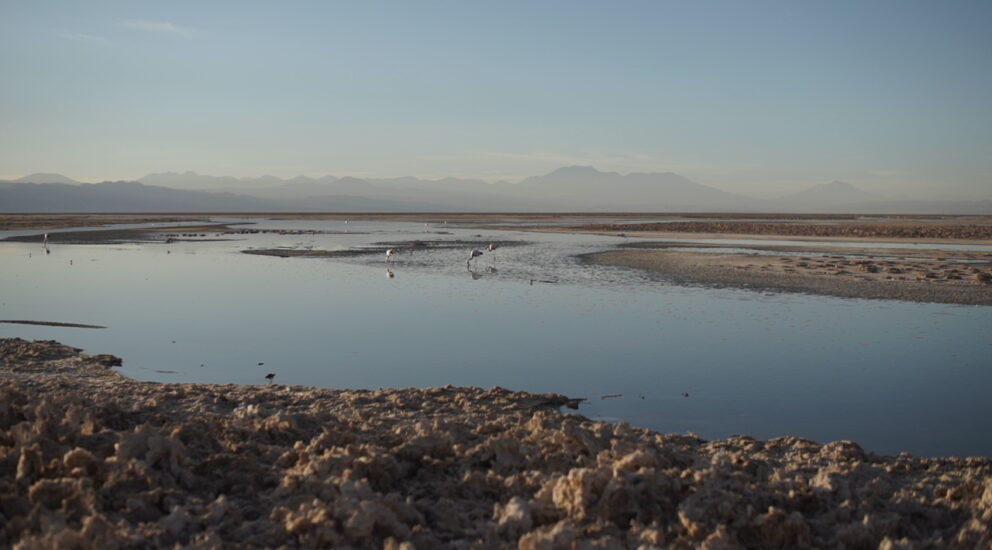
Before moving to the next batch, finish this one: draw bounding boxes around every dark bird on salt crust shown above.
[468,249,484,267]
[265,373,275,383]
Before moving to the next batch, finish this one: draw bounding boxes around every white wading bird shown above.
[385,249,394,262]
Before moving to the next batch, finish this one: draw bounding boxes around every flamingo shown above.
[385,249,394,262]
[467,249,483,267]
[43,233,48,247]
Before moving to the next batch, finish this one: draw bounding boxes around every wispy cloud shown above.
[56,30,108,43]
[119,19,194,38]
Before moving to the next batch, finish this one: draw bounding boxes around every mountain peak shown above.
[549,165,603,176]
[821,180,857,189]
[14,173,79,184]
[780,180,879,205]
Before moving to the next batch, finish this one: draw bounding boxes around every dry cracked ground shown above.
[1,338,990,549]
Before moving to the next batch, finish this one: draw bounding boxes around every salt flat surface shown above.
[2,218,990,456]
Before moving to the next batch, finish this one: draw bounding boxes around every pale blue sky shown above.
[1,1,990,198]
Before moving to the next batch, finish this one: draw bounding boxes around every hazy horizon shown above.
[2,1,990,200]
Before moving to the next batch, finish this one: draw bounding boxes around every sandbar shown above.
[584,248,992,306]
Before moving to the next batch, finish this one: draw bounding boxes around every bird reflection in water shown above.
[467,265,498,280]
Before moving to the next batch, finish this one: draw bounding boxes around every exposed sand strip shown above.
[584,249,992,305]
[563,221,992,242]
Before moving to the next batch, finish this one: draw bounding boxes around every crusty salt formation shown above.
[1,338,990,549]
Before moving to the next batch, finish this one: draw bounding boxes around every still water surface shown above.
[2,219,990,457]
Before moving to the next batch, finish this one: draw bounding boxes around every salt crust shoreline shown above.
[1,338,990,549]
[583,250,992,306]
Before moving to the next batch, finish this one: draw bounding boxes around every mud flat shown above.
[242,239,527,259]
[584,248,992,306]
[2,339,990,549]
[2,224,235,245]
[0,215,210,232]
[561,220,992,244]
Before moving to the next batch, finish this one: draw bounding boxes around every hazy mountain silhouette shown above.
[2,169,989,213]
[0,181,269,212]
[775,181,881,211]
[516,166,765,210]
[139,172,544,210]
[14,173,81,184]
[0,181,463,212]
[137,171,328,191]
[249,177,374,200]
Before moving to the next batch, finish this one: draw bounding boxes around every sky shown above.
[1,1,990,199]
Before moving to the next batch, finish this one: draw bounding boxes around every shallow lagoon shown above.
[2,218,990,457]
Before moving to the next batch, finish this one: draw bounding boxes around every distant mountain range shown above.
[13,173,81,185]
[778,180,880,206]
[2,168,990,214]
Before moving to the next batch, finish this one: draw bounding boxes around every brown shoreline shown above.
[2,338,991,548]
[526,225,992,246]
[584,249,992,306]
[561,220,992,242]
[3,212,989,230]
[0,320,106,329]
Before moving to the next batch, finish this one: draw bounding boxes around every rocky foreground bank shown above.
[1,339,990,549]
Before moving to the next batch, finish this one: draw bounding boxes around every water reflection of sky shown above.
[2,219,990,458]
